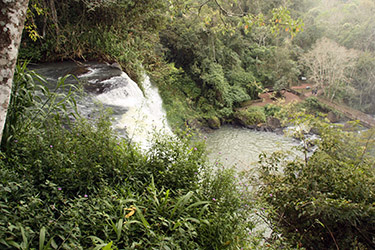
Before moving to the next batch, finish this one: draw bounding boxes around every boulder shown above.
[207,116,221,129]
[266,117,282,129]
[256,123,271,132]
[186,119,203,130]
[69,66,90,76]
[327,111,339,123]
[233,108,266,128]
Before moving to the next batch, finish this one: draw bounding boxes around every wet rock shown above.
[109,62,122,70]
[327,111,339,123]
[69,66,90,76]
[256,123,268,132]
[267,117,281,129]
[207,116,221,129]
[245,124,257,129]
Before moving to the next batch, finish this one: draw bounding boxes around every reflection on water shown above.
[204,125,300,171]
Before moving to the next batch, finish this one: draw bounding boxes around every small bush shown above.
[234,107,266,126]
[300,96,331,114]
[264,104,281,117]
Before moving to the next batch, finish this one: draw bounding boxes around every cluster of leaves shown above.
[1,62,79,153]
[257,114,375,249]
[233,107,266,127]
[156,0,303,128]
[20,0,169,81]
[0,66,256,249]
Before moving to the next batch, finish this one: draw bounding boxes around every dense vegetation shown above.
[2,0,375,249]
[2,67,374,249]
[258,113,375,249]
[0,66,256,249]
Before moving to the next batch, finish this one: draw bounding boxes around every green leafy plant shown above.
[257,115,375,249]
[233,107,267,126]
[1,62,79,152]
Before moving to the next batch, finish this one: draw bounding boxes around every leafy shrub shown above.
[1,62,79,152]
[227,85,251,108]
[154,65,203,129]
[22,0,168,81]
[144,131,206,192]
[233,107,266,126]
[257,116,375,249]
[300,96,331,114]
[197,165,255,249]
[264,104,282,117]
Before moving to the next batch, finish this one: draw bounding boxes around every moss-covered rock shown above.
[327,111,339,123]
[233,107,266,127]
[266,117,282,129]
[206,116,221,129]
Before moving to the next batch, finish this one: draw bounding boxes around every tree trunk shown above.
[0,0,29,144]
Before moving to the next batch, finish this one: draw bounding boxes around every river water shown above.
[204,126,299,171]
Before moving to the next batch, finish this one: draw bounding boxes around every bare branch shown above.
[198,0,211,16]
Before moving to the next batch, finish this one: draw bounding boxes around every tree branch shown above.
[213,0,247,17]
[198,0,211,16]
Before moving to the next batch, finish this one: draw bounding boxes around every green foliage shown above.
[197,165,255,249]
[21,0,169,80]
[264,104,281,117]
[299,96,331,114]
[349,52,375,113]
[234,107,266,126]
[200,61,230,107]
[258,115,375,249]
[292,0,375,113]
[153,64,203,128]
[275,97,337,126]
[158,1,304,124]
[0,66,256,249]
[1,62,79,152]
[144,131,206,192]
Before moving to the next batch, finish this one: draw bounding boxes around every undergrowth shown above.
[0,65,257,249]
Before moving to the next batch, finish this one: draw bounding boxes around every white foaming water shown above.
[96,73,144,107]
[95,72,172,149]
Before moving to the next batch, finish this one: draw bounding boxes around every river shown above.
[204,125,299,171]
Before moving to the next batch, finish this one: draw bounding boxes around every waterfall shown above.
[95,73,144,107]
[95,71,172,148]
[31,61,171,149]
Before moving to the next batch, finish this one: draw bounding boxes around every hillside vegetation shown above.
[1,0,374,249]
